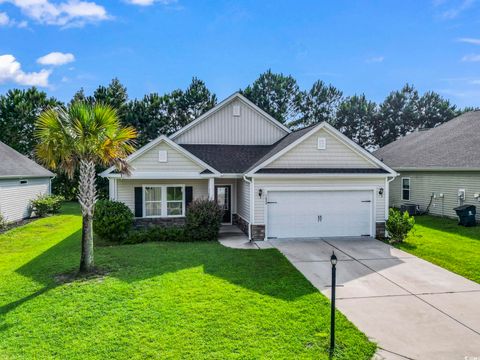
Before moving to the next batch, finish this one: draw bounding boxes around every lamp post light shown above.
[330,251,337,357]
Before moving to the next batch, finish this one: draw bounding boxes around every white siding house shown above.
[0,141,54,223]
[102,92,396,240]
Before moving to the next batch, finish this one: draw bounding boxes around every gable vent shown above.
[158,150,168,162]
[233,104,241,117]
[317,137,327,150]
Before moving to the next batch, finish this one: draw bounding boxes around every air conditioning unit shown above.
[400,203,419,216]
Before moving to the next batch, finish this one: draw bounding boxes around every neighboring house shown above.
[101,93,396,240]
[0,141,54,223]
[374,111,480,220]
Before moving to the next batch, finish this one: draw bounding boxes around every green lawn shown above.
[0,203,375,359]
[395,215,480,283]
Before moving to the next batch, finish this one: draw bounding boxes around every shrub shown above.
[123,226,186,245]
[31,195,65,217]
[185,199,223,241]
[0,212,7,230]
[93,200,134,243]
[386,208,415,243]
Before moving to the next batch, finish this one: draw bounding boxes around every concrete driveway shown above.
[270,237,480,360]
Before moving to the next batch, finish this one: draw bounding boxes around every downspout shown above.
[243,175,253,240]
[385,175,396,238]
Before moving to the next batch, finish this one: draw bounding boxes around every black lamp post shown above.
[330,251,337,357]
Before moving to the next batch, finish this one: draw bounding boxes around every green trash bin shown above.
[453,205,476,227]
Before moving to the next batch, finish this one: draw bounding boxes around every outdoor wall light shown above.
[258,189,263,198]
[378,187,384,196]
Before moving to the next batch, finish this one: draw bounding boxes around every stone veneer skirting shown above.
[376,222,386,239]
[233,214,249,236]
[251,225,265,241]
[134,217,186,228]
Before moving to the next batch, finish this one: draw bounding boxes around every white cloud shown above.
[125,0,176,6]
[0,11,28,27]
[0,0,109,27]
[366,56,384,63]
[458,37,480,45]
[37,52,75,66]
[0,11,10,25]
[0,55,51,87]
[461,54,480,61]
[440,0,475,19]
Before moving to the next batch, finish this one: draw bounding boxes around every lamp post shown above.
[330,251,337,357]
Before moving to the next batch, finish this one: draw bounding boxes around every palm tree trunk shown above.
[78,160,97,273]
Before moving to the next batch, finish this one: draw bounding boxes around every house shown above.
[374,111,480,220]
[0,141,54,223]
[101,93,397,240]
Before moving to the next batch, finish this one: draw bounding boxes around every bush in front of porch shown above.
[93,199,223,244]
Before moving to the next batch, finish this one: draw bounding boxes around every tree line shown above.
[0,70,472,197]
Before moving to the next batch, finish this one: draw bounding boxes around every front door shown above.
[215,185,231,224]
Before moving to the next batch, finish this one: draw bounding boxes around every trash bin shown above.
[453,205,476,227]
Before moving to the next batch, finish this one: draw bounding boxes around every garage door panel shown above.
[267,190,372,239]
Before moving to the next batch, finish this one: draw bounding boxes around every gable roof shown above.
[179,144,272,173]
[246,122,396,175]
[100,135,220,177]
[170,92,291,140]
[0,141,54,179]
[373,111,480,170]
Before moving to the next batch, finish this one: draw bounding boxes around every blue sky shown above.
[1,0,480,107]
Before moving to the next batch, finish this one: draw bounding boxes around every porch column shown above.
[208,178,215,200]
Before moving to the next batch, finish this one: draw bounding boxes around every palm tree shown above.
[35,102,137,273]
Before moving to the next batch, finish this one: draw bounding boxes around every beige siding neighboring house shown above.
[0,141,54,223]
[102,92,396,240]
[374,111,480,221]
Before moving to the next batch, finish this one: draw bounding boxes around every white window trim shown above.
[401,177,411,201]
[142,184,185,218]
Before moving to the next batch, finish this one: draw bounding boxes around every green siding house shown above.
[374,111,480,220]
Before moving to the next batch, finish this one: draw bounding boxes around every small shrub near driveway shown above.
[185,199,223,241]
[93,200,134,243]
[386,208,415,243]
[30,195,65,217]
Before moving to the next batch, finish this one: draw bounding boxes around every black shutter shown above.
[134,187,143,217]
[185,186,193,211]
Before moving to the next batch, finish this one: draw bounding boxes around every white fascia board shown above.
[249,173,391,179]
[100,135,220,177]
[393,167,480,172]
[321,123,397,176]
[248,121,397,176]
[170,92,291,140]
[105,172,212,179]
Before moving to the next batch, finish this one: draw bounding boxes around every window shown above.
[402,178,410,201]
[145,186,162,217]
[317,137,327,150]
[143,185,184,217]
[158,150,168,162]
[167,186,184,216]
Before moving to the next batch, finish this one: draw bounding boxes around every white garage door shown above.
[266,190,373,239]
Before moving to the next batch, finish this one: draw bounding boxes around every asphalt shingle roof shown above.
[0,141,54,178]
[180,124,318,174]
[179,144,273,173]
[373,111,480,169]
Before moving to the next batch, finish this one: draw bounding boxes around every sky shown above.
[1,0,480,107]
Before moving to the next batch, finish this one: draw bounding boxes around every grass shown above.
[395,214,480,283]
[0,203,375,359]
